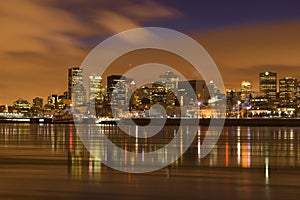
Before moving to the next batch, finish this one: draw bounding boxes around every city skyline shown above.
[2,67,300,119]
[2,2,300,199]
[1,1,300,104]
[2,67,300,108]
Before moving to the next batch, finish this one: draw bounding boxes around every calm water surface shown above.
[1,123,300,200]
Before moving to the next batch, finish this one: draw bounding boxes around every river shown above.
[0,123,300,199]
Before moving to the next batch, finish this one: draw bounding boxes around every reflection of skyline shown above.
[1,124,300,179]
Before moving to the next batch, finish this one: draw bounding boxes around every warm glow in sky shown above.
[1,0,300,105]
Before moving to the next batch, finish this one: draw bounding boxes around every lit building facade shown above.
[159,71,179,93]
[152,82,168,104]
[259,71,277,100]
[57,93,69,109]
[240,81,251,101]
[47,94,58,109]
[107,75,134,117]
[249,92,271,116]
[107,75,123,95]
[129,86,149,110]
[279,77,298,105]
[88,75,103,102]
[207,80,225,108]
[68,67,86,106]
[13,98,30,112]
[178,80,209,105]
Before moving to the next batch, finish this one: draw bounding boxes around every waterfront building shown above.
[249,92,271,116]
[259,71,277,100]
[279,77,298,105]
[68,67,86,106]
[13,98,30,112]
[0,105,8,113]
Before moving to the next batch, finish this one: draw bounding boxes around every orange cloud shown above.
[0,0,180,105]
[194,20,300,90]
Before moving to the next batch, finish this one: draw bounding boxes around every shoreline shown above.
[1,118,300,126]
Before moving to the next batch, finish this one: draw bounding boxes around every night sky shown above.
[1,0,300,104]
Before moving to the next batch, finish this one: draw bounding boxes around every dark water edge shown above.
[2,118,300,126]
[128,118,300,126]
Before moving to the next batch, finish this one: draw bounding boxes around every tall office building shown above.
[279,77,298,105]
[159,71,179,93]
[207,80,225,107]
[107,75,123,94]
[178,80,209,104]
[68,67,86,106]
[240,81,252,100]
[47,94,58,108]
[107,75,132,108]
[259,71,277,100]
[89,75,103,102]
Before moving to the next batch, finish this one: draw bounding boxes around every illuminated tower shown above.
[240,81,252,101]
[279,77,298,105]
[259,71,277,100]
[107,75,133,109]
[159,71,179,92]
[89,75,103,102]
[68,67,86,106]
[47,94,58,109]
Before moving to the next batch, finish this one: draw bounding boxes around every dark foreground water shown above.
[1,123,300,200]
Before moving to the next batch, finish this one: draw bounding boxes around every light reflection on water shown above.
[1,123,300,199]
[1,124,300,172]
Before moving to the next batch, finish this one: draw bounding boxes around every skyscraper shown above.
[68,67,86,106]
[107,75,132,110]
[279,77,298,105]
[259,71,277,100]
[107,75,123,94]
[240,81,251,101]
[159,71,179,92]
[178,80,209,104]
[89,75,103,102]
[47,94,58,109]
